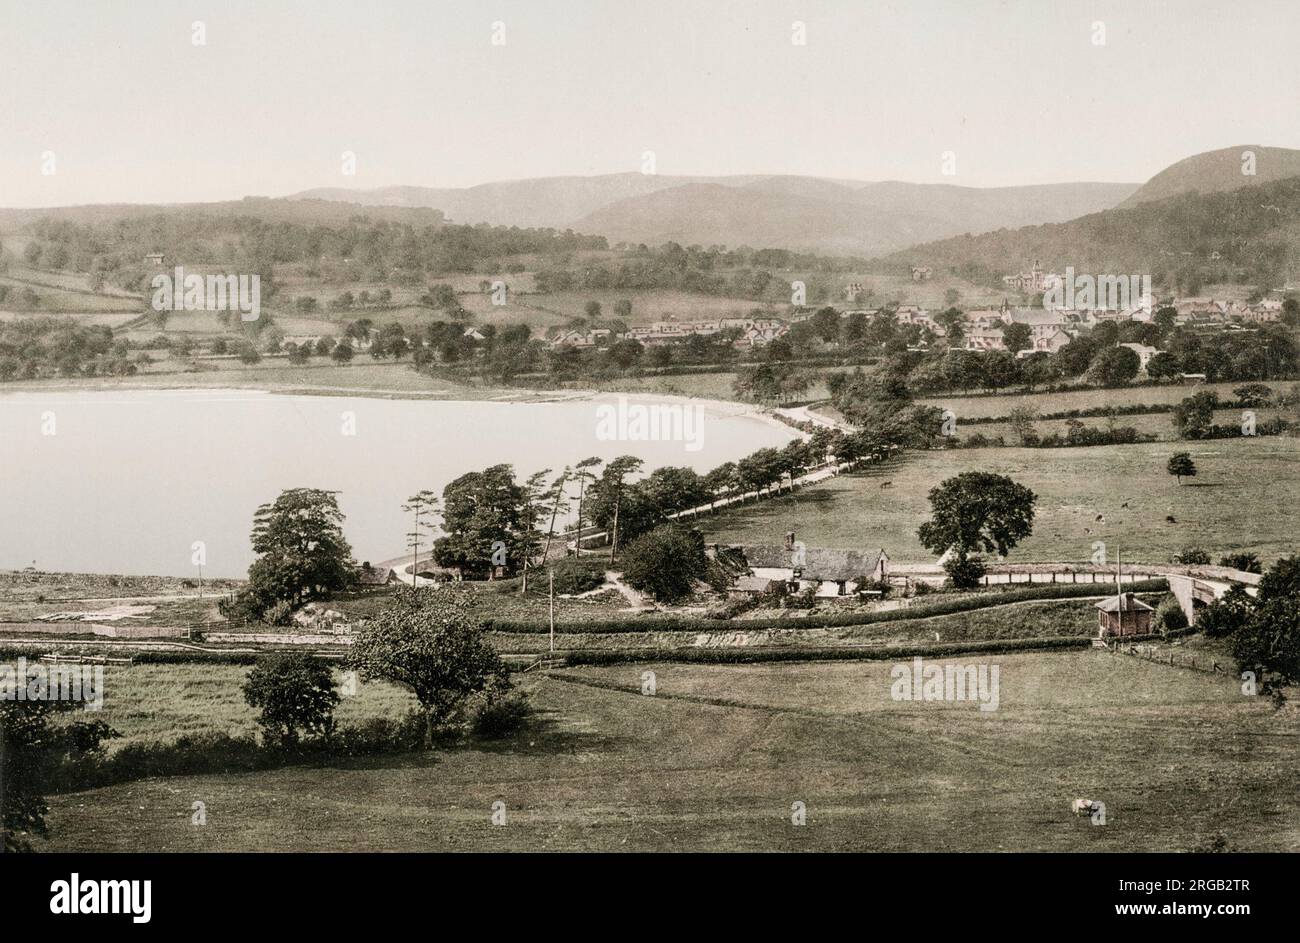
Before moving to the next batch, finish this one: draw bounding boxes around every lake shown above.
[0,389,795,578]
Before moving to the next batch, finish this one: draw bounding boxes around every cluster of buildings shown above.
[551,316,791,351]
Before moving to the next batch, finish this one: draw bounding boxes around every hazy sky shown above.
[2,0,1297,207]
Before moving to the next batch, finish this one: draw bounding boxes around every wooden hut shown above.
[1095,592,1154,637]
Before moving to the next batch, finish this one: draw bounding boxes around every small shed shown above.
[1095,593,1154,637]
[144,252,165,265]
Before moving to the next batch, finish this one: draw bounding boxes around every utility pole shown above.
[548,571,555,655]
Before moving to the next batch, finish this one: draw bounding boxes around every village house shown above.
[550,327,614,349]
[1094,592,1154,637]
[965,326,1007,351]
[1119,342,1161,373]
[1001,260,1061,293]
[715,533,889,598]
[143,252,165,266]
[1018,327,1072,356]
[910,266,932,281]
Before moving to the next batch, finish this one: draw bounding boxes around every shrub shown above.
[471,691,532,739]
[620,526,708,603]
[547,558,604,595]
[943,555,987,589]
[241,653,340,748]
[1154,595,1189,632]
[1171,547,1211,566]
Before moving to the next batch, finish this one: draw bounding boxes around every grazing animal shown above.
[1095,514,1104,522]
[1121,502,1129,508]
[1071,798,1097,816]
[880,481,892,490]
[1166,515,1177,523]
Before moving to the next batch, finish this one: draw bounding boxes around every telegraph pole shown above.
[548,571,555,655]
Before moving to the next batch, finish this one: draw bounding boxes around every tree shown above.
[1007,404,1039,446]
[241,653,340,748]
[241,488,357,614]
[916,473,1037,588]
[1,699,118,851]
[620,526,708,603]
[1145,351,1180,382]
[1171,546,1211,565]
[1086,345,1140,386]
[331,342,355,363]
[347,586,508,747]
[1233,597,1300,698]
[570,456,603,556]
[1167,452,1197,485]
[402,490,440,586]
[1171,390,1217,439]
[1002,322,1033,353]
[592,456,643,560]
[434,465,525,578]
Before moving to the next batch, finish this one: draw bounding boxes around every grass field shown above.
[699,436,1300,565]
[920,379,1299,422]
[38,650,1300,851]
[970,407,1289,443]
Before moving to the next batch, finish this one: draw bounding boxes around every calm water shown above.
[0,389,794,578]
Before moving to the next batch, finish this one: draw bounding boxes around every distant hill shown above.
[878,174,1300,291]
[289,174,752,229]
[0,197,445,233]
[290,174,1138,257]
[1120,145,1300,207]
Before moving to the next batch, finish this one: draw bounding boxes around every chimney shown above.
[783,531,796,551]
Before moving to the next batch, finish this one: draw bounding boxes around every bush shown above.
[241,653,340,748]
[548,558,604,595]
[620,525,708,603]
[471,691,532,739]
[1171,547,1211,566]
[1155,595,1189,632]
[943,555,987,589]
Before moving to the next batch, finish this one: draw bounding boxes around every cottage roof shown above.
[1094,592,1154,613]
[358,565,393,585]
[739,544,885,582]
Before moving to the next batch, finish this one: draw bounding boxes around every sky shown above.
[1,0,1297,207]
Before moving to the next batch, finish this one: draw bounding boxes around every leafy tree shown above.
[1086,345,1140,386]
[1257,554,1300,603]
[1145,351,1181,382]
[1167,452,1197,484]
[1,700,118,851]
[242,488,357,613]
[1198,584,1255,638]
[241,653,340,748]
[331,342,355,363]
[433,464,525,578]
[916,473,1037,588]
[620,525,708,603]
[347,586,508,747]
[588,456,644,560]
[1172,390,1217,439]
[1002,321,1032,353]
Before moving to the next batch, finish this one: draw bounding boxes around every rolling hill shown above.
[1120,145,1300,207]
[290,174,1139,257]
[877,173,1300,290]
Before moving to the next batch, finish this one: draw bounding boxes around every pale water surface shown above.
[0,389,794,578]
